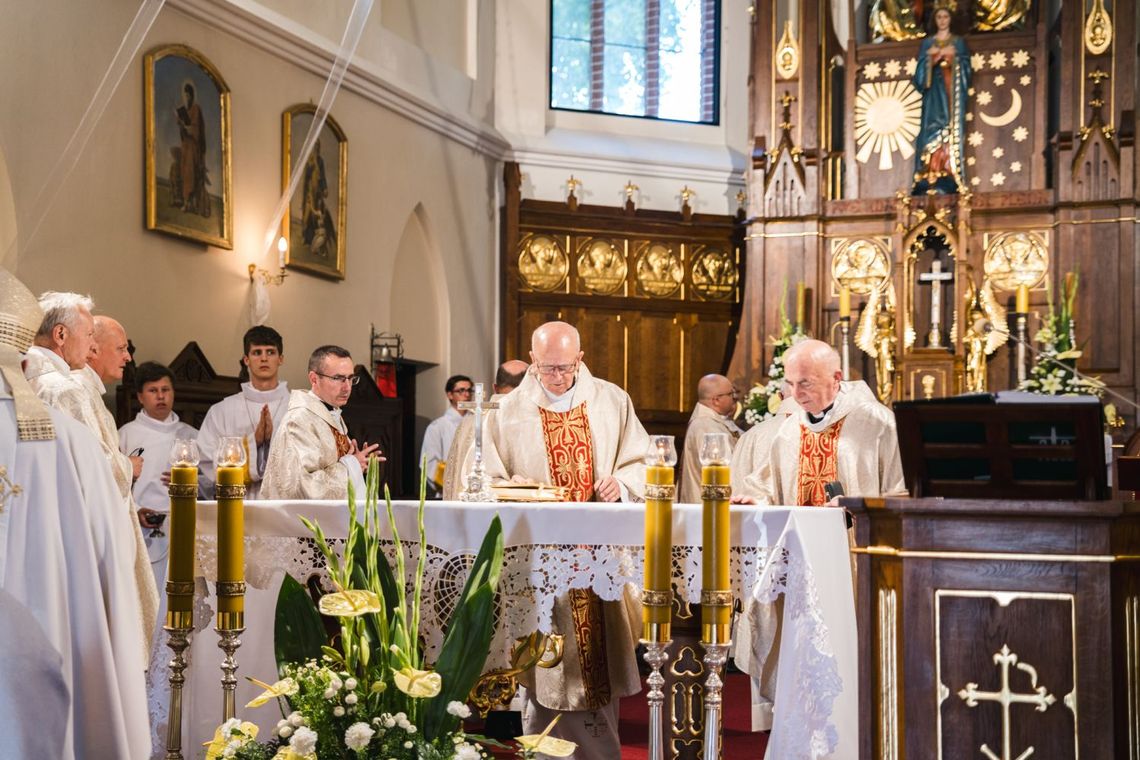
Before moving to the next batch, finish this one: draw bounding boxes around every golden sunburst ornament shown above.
[854,80,922,170]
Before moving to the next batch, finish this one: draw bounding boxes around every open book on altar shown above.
[490,480,569,502]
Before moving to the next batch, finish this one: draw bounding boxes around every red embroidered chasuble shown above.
[537,403,611,708]
[327,423,352,459]
[795,418,846,506]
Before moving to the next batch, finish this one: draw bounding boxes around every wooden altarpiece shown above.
[732,0,1139,428]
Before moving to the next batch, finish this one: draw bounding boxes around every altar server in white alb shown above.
[419,373,472,496]
[0,267,150,759]
[197,325,290,498]
[483,321,648,760]
[260,344,381,500]
[118,361,198,590]
[747,339,904,506]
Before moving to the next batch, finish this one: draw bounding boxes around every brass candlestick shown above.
[163,608,193,760]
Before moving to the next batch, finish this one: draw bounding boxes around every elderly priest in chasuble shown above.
[0,268,150,758]
[260,344,380,500]
[483,321,649,759]
[746,339,904,506]
[679,373,742,503]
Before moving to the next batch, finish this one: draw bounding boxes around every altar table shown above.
[169,500,856,760]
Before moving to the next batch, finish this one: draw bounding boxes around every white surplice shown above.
[260,389,364,500]
[24,347,159,649]
[678,402,742,503]
[0,384,150,759]
[119,410,199,511]
[197,381,290,499]
[420,405,463,488]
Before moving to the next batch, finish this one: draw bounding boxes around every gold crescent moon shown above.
[978,88,1022,127]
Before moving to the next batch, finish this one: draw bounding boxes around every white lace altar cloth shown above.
[175,500,855,760]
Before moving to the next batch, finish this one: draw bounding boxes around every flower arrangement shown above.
[204,461,573,759]
[1018,270,1105,398]
[742,287,804,425]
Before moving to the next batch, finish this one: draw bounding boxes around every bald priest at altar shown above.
[482,320,649,760]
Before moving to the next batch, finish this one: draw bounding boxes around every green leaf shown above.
[422,515,504,738]
[273,574,327,677]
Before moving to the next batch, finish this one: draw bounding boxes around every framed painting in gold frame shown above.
[281,105,347,280]
[144,44,233,248]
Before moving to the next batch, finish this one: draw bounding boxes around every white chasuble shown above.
[260,389,365,500]
[679,402,741,503]
[763,380,905,506]
[483,364,646,741]
[197,381,290,499]
[0,391,150,759]
[25,348,160,649]
[731,396,800,502]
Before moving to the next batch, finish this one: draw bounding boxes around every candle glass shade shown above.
[216,436,247,468]
[643,436,677,642]
[699,432,732,645]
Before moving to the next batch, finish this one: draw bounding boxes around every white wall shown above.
[494,0,751,214]
[0,0,502,423]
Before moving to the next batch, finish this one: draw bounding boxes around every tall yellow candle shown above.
[795,282,807,328]
[1016,283,1029,314]
[167,465,197,616]
[838,285,851,319]
[216,465,245,625]
[644,465,674,633]
[702,460,729,647]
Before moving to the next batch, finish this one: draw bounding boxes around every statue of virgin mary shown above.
[911,0,971,194]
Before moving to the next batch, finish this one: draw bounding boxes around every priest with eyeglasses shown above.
[260,345,382,500]
[482,320,649,759]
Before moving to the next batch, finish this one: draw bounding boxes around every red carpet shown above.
[618,670,767,759]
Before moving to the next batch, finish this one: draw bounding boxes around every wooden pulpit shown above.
[845,398,1139,758]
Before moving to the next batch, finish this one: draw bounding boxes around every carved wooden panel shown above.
[502,163,743,439]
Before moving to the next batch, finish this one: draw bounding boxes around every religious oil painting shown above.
[144,44,232,248]
[282,105,347,280]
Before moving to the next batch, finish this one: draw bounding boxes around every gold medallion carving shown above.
[832,238,892,295]
[775,20,800,80]
[1084,0,1113,56]
[635,243,683,297]
[691,248,738,301]
[576,238,626,295]
[973,0,1032,32]
[518,234,569,292]
[854,80,922,170]
[983,231,1049,292]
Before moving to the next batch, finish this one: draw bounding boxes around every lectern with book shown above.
[843,394,1138,759]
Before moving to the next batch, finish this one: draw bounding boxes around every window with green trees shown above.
[550,0,720,124]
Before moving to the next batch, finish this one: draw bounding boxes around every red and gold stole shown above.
[795,418,846,506]
[538,402,611,708]
[327,423,352,459]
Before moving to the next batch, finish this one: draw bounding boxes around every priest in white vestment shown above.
[730,391,799,500]
[756,340,905,506]
[261,345,379,500]
[197,326,290,498]
[0,270,150,759]
[679,373,742,503]
[483,322,647,760]
[420,373,472,495]
[441,359,528,501]
[24,296,159,649]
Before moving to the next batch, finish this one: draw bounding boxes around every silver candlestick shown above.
[640,636,672,760]
[216,623,244,722]
[1016,313,1028,384]
[163,609,193,760]
[459,382,498,502]
[702,641,732,760]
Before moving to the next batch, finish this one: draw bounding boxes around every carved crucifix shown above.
[918,257,954,348]
[457,382,499,502]
[958,644,1057,760]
